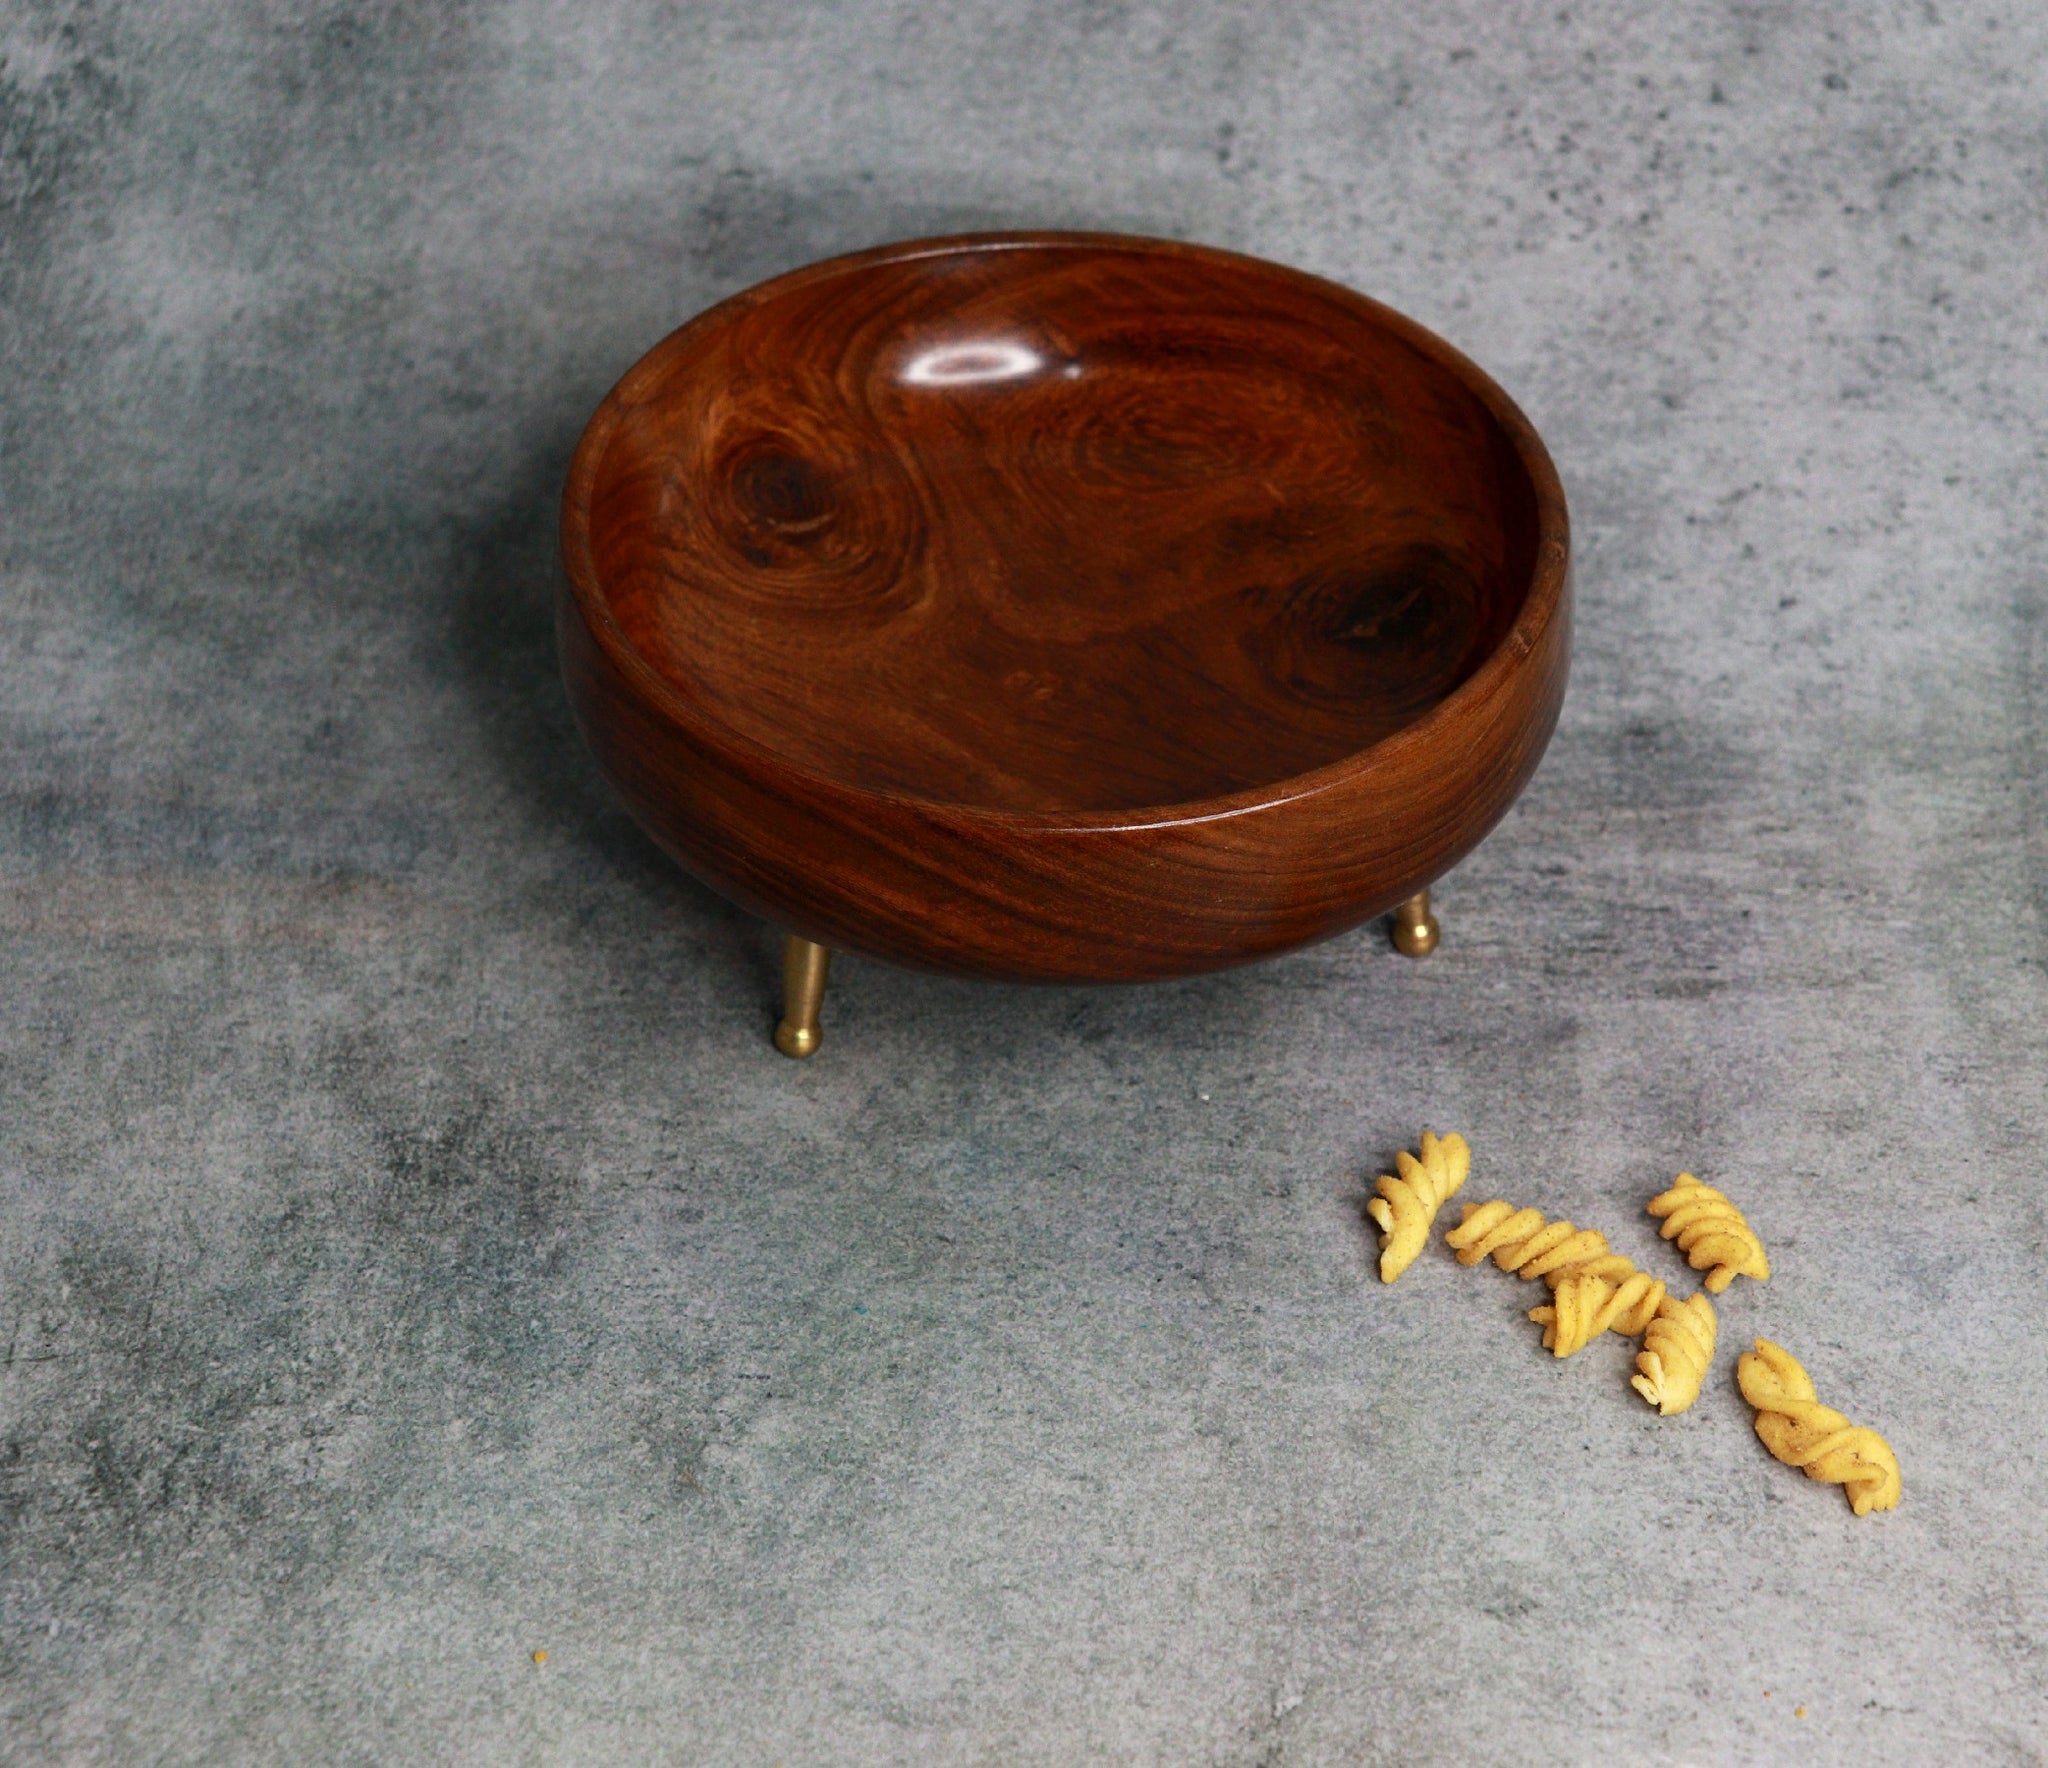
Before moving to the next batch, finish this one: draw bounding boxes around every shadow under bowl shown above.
[560,232,1569,982]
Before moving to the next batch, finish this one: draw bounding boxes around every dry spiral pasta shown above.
[1528,1266,1668,1357]
[1646,1173,1769,1293]
[1445,1202,1666,1357]
[1630,1293,1717,1415]
[1363,1130,1470,1282]
[1737,1338,1901,1516]
[1442,1201,1612,1281]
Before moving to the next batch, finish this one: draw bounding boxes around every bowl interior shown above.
[582,240,1544,815]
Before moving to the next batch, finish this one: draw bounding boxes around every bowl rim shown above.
[560,229,1570,835]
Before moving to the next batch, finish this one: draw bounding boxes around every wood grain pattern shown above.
[560,233,1569,982]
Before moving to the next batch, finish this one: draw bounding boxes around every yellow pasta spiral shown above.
[1737,1339,1901,1516]
[1443,1200,1612,1280]
[1446,1201,1666,1357]
[1363,1130,1470,1282]
[1630,1293,1717,1415]
[1647,1172,1770,1293]
[1527,1266,1668,1357]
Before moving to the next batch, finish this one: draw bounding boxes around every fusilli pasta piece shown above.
[1446,1200,1666,1357]
[1646,1173,1770,1293]
[1363,1130,1470,1282]
[1630,1293,1717,1415]
[1443,1200,1611,1280]
[1528,1267,1667,1357]
[1736,1338,1901,1516]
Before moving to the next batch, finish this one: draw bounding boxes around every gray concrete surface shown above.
[3,2,2045,1762]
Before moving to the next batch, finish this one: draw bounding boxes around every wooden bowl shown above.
[559,233,1568,984]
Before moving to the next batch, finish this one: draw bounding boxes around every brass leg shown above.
[773,935,832,1057]
[1390,889,1440,958]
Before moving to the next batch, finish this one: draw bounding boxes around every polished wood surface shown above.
[560,233,1569,982]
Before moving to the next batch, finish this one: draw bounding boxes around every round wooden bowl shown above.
[559,233,1568,983]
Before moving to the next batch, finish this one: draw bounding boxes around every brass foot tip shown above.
[774,1018,823,1058]
[1391,891,1440,958]
[774,933,832,1058]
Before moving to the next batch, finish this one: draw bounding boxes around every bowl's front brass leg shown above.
[774,935,833,1057]
[1390,889,1440,958]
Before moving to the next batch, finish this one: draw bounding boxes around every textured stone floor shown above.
[3,3,2044,1762]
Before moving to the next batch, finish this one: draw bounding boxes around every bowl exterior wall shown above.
[557,567,1568,983]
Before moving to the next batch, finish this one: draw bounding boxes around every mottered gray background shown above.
[3,2,2045,1762]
